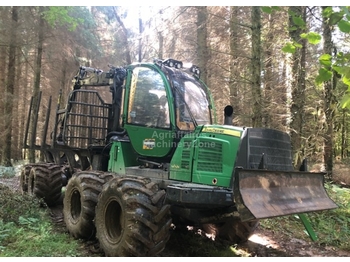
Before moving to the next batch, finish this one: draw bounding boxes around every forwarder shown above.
[21,58,337,256]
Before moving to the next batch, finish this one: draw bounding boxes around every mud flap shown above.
[233,168,338,221]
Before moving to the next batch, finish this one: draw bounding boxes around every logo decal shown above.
[143,139,155,149]
[202,127,241,137]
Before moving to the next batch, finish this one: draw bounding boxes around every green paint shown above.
[298,213,318,241]
[124,125,176,157]
[169,135,196,182]
[108,140,139,174]
[170,125,243,187]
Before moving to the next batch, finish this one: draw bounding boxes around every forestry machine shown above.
[21,58,337,256]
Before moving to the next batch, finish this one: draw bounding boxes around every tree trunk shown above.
[12,45,21,161]
[29,6,45,163]
[196,6,209,84]
[138,12,143,62]
[341,109,346,159]
[263,12,275,128]
[289,6,307,168]
[158,32,164,59]
[0,47,6,163]
[229,6,240,124]
[113,7,132,65]
[322,6,335,176]
[20,49,29,160]
[168,30,178,59]
[251,6,262,127]
[0,7,9,163]
[3,6,18,166]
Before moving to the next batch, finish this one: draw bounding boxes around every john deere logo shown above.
[202,127,241,137]
[143,139,155,149]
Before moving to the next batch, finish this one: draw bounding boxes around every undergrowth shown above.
[1,176,349,256]
[260,183,350,252]
[0,167,16,179]
[0,185,83,257]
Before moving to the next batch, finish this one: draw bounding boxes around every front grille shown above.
[196,142,223,173]
[181,139,192,169]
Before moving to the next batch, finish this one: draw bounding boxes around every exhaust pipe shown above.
[224,105,234,125]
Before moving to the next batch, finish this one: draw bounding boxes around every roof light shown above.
[163,59,183,69]
[190,65,201,78]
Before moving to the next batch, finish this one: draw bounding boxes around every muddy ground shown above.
[1,173,349,257]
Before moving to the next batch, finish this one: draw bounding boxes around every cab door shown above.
[123,65,175,158]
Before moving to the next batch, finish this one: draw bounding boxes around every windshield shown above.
[167,68,211,130]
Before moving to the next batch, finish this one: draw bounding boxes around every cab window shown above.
[127,67,170,128]
[173,77,211,131]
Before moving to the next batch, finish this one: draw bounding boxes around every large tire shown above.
[95,176,172,257]
[202,219,260,243]
[63,171,114,239]
[27,163,63,207]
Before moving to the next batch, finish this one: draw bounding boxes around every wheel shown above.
[27,163,63,207]
[20,164,32,193]
[63,171,114,239]
[202,218,260,243]
[95,176,172,257]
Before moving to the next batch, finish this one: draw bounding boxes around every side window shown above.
[128,67,170,128]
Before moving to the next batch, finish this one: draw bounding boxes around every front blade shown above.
[233,169,338,221]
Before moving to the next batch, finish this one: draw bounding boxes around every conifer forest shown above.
[1,6,350,178]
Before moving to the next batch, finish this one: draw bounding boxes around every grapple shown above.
[234,168,338,221]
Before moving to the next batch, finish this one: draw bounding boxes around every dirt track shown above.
[1,173,349,257]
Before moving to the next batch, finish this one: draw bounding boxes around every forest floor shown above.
[0,163,350,257]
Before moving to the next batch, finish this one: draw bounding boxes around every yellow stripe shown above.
[202,127,241,137]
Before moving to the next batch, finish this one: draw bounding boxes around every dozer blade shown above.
[233,168,338,221]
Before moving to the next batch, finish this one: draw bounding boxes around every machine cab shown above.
[122,59,213,160]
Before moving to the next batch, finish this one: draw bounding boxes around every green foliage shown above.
[340,93,350,109]
[316,68,332,85]
[0,218,82,257]
[261,6,280,14]
[288,8,307,30]
[322,6,350,31]
[343,76,350,88]
[261,7,272,14]
[283,5,350,104]
[282,8,321,54]
[292,15,306,27]
[42,7,83,31]
[338,20,350,33]
[0,221,11,252]
[0,185,45,224]
[0,167,15,178]
[282,42,297,54]
[319,54,332,67]
[0,185,83,257]
[307,184,350,249]
[331,51,350,108]
[300,32,322,45]
[69,7,102,57]
[312,7,350,107]
[322,6,334,18]
[329,12,344,26]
